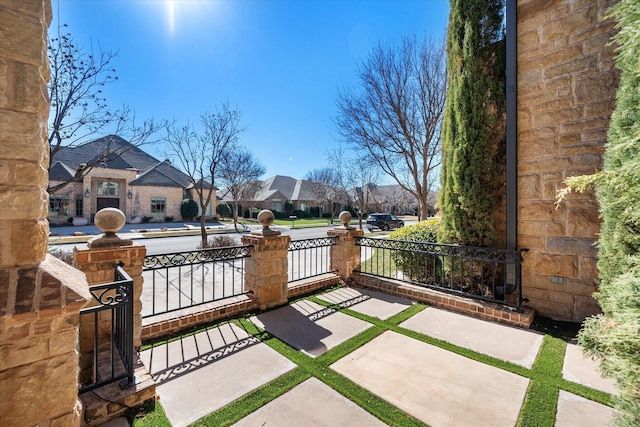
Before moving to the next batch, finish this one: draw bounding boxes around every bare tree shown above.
[166,103,246,248]
[304,168,342,223]
[335,33,446,220]
[48,28,165,193]
[219,148,265,232]
[328,145,381,229]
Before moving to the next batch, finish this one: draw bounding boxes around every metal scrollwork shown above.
[289,237,337,251]
[89,285,129,306]
[354,237,520,264]
[144,245,252,269]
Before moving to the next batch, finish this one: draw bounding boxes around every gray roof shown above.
[218,175,319,203]
[259,175,316,202]
[49,161,76,181]
[51,135,192,188]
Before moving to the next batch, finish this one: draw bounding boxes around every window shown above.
[151,197,166,214]
[49,195,69,216]
[75,195,83,216]
[97,181,119,196]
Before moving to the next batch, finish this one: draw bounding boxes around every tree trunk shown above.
[419,198,430,221]
[233,200,241,232]
[200,211,208,248]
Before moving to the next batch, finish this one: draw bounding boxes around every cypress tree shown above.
[577,1,640,424]
[439,0,506,247]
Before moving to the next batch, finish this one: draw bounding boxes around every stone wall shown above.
[517,0,619,321]
[133,184,184,220]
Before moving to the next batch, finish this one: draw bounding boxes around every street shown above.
[49,218,418,255]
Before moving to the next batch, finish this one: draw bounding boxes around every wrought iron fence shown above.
[79,264,135,393]
[288,237,337,282]
[355,237,526,309]
[143,246,251,318]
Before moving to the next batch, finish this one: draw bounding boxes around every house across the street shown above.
[48,135,216,224]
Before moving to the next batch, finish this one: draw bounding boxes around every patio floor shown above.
[135,286,617,427]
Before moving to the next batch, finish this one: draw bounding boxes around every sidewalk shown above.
[134,286,617,427]
[48,220,255,244]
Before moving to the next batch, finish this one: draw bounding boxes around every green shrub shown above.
[389,219,441,243]
[180,199,198,221]
[575,1,640,424]
[216,202,231,218]
[389,219,443,283]
[164,216,173,222]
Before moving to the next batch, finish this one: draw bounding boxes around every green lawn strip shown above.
[131,400,171,427]
[517,335,565,427]
[516,335,612,426]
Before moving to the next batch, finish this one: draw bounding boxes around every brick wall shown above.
[517,0,619,321]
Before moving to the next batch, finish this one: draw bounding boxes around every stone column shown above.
[242,210,291,310]
[328,211,364,280]
[0,1,93,426]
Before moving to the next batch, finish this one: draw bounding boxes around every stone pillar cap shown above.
[252,209,281,236]
[88,208,133,248]
[338,211,355,230]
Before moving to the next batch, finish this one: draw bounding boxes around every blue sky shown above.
[51,0,449,181]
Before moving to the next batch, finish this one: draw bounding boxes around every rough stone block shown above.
[534,106,584,128]
[548,289,575,304]
[545,222,566,237]
[574,295,601,321]
[566,202,601,238]
[518,200,565,222]
[547,237,598,255]
[535,252,577,277]
[519,174,541,200]
[518,221,545,236]
[579,256,598,280]
[0,335,49,370]
[518,156,573,175]
[519,235,545,250]
[2,219,47,267]
[565,279,598,297]
[525,296,573,320]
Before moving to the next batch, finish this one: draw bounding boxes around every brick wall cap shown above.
[42,254,92,304]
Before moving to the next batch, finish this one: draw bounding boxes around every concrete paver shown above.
[556,390,617,427]
[249,299,372,357]
[140,322,297,427]
[331,330,530,427]
[400,306,544,368]
[136,291,616,427]
[317,286,414,320]
[232,377,388,427]
[563,341,618,395]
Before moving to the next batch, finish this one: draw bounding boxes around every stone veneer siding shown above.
[0,2,93,426]
[517,0,619,321]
